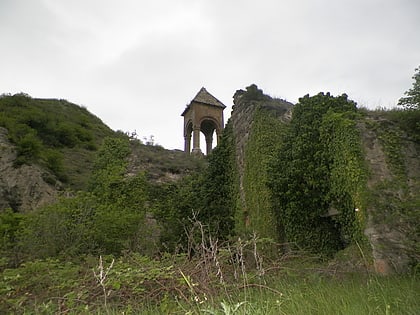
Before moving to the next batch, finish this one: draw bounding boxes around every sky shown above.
[1,0,419,150]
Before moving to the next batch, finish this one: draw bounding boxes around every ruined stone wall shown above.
[358,117,420,274]
[229,93,293,236]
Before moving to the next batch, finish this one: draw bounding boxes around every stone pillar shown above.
[184,133,191,153]
[191,127,202,154]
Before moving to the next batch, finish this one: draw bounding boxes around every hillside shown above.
[0,93,204,212]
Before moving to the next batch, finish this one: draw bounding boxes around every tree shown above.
[398,66,420,110]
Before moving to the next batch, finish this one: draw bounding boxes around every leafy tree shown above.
[398,66,420,110]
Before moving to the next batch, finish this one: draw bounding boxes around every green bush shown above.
[14,131,42,166]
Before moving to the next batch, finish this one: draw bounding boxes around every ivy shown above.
[269,93,364,256]
[320,111,367,244]
[199,121,237,240]
[241,107,288,240]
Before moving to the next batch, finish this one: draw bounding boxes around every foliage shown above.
[269,93,363,256]
[152,173,204,252]
[319,111,368,244]
[0,259,85,314]
[89,137,131,195]
[17,193,98,259]
[199,121,237,241]
[128,138,206,180]
[240,108,288,241]
[398,66,420,110]
[0,209,24,267]
[153,122,237,252]
[1,244,418,314]
[374,108,420,143]
[0,93,115,190]
[234,84,272,102]
[14,137,151,260]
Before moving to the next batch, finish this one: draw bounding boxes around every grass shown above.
[90,272,419,314]
[1,244,419,314]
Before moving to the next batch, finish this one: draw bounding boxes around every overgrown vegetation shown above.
[268,93,367,256]
[240,102,289,241]
[2,137,150,264]
[0,93,114,188]
[1,237,418,314]
[0,81,419,313]
[153,121,237,253]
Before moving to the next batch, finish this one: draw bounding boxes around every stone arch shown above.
[183,119,194,153]
[181,87,226,155]
[199,116,222,155]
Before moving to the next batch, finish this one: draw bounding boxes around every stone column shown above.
[184,133,191,153]
[191,127,202,154]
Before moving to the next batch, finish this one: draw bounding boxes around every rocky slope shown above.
[0,127,59,212]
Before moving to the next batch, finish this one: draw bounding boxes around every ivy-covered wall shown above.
[240,107,289,240]
[225,86,418,272]
[359,112,420,273]
[229,85,293,242]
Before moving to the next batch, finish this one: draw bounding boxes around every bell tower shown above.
[181,87,226,155]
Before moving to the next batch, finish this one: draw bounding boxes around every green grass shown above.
[253,274,418,315]
[1,253,418,314]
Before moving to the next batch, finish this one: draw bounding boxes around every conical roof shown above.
[181,87,225,116]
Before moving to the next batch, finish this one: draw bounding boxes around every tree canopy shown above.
[398,66,420,110]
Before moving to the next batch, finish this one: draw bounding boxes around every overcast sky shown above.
[1,0,419,150]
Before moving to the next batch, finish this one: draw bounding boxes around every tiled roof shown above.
[192,87,226,108]
[182,87,226,116]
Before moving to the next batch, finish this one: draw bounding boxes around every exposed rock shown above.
[0,127,59,212]
[359,118,420,274]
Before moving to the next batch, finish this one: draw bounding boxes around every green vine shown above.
[269,93,366,256]
[241,108,288,240]
[320,111,368,244]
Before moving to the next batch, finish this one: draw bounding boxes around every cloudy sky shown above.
[1,0,419,150]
